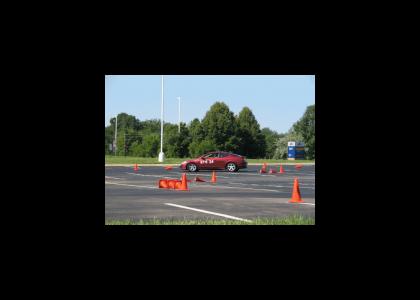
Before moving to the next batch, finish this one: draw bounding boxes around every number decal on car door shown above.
[200,160,214,164]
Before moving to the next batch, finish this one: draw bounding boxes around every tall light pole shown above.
[158,75,165,162]
[114,114,118,156]
[177,96,181,133]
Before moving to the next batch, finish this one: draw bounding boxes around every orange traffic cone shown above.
[168,179,178,189]
[289,178,303,203]
[279,165,285,174]
[134,164,139,171]
[295,164,302,170]
[211,171,217,183]
[158,179,168,188]
[195,176,205,182]
[165,166,173,170]
[269,168,277,174]
[177,173,189,191]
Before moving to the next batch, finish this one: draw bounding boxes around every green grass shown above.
[246,159,313,164]
[105,215,315,225]
[105,155,314,164]
[105,156,188,164]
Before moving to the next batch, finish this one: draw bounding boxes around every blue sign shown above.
[288,141,305,159]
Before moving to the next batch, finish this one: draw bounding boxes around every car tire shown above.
[187,163,198,172]
[226,162,237,172]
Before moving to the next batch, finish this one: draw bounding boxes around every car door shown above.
[199,153,217,170]
[214,152,227,169]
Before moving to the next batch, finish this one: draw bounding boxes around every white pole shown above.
[158,75,165,162]
[177,96,181,133]
[114,114,118,156]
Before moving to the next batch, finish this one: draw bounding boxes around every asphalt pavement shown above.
[105,164,315,222]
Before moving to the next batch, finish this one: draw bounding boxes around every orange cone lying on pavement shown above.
[134,163,139,171]
[177,173,189,191]
[211,171,217,183]
[158,179,168,188]
[165,166,173,170]
[195,176,205,182]
[159,179,182,189]
[289,177,303,203]
[269,168,277,174]
[168,180,177,189]
[279,165,285,173]
[295,164,303,170]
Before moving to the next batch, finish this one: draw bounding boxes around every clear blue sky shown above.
[105,75,315,134]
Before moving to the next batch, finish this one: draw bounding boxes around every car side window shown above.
[218,152,227,158]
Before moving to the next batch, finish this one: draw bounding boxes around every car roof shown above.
[207,151,232,155]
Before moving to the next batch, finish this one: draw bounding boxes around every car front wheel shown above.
[187,163,198,172]
[226,162,237,172]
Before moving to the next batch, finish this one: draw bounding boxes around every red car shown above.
[180,151,247,172]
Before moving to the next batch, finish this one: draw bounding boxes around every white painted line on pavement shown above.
[126,172,179,179]
[223,172,307,177]
[165,203,252,222]
[105,181,158,189]
[298,203,315,206]
[197,184,281,193]
[167,172,232,179]
[169,171,312,178]
[227,182,285,188]
[105,176,122,180]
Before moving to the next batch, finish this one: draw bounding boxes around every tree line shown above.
[105,102,315,159]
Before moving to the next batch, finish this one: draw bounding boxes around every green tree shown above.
[236,107,266,158]
[292,104,315,159]
[188,118,204,141]
[224,135,241,153]
[140,119,161,135]
[188,118,205,157]
[129,140,143,157]
[105,126,114,154]
[272,104,315,160]
[176,123,191,157]
[123,128,143,156]
[109,113,141,132]
[135,134,160,157]
[188,141,201,158]
[261,128,282,159]
[189,139,217,157]
[106,113,143,155]
[115,133,126,156]
[201,102,237,150]
[163,123,190,158]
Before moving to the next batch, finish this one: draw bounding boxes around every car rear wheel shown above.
[187,163,198,172]
[226,162,237,172]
